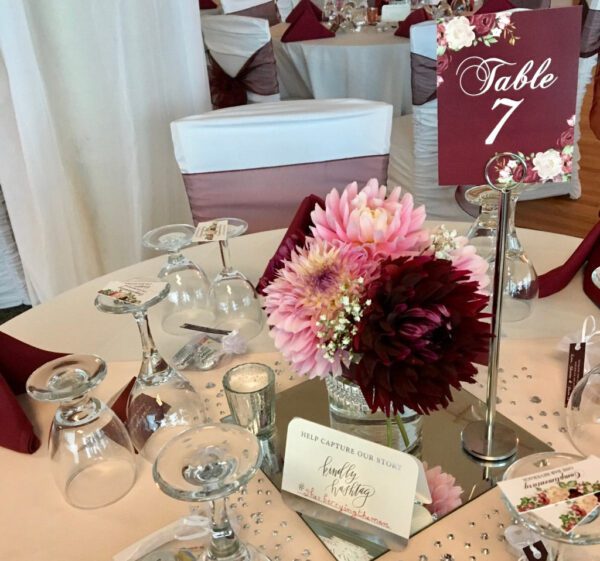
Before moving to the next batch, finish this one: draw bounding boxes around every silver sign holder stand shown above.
[461,152,525,462]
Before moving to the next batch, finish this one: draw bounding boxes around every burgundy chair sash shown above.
[231,1,281,26]
[582,0,600,58]
[411,52,437,106]
[182,155,389,233]
[207,41,279,109]
[510,0,549,8]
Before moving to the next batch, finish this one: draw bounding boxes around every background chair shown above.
[202,15,281,109]
[388,4,599,220]
[220,0,281,25]
[171,99,393,233]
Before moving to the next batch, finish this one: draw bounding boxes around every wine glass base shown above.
[65,458,136,509]
[201,544,272,561]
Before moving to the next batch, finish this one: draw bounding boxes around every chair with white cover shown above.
[381,4,410,22]
[171,99,393,233]
[202,15,280,109]
[388,4,599,220]
[220,0,281,25]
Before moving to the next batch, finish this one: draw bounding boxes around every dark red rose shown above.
[472,14,495,35]
[437,53,450,75]
[512,163,525,183]
[524,164,540,183]
[559,127,575,148]
[343,255,490,416]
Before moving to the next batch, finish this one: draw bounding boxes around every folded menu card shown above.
[97,280,168,306]
[282,418,431,543]
[498,456,600,534]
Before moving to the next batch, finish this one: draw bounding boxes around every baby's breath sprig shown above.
[429,225,460,260]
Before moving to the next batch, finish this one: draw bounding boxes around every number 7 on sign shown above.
[485,98,524,145]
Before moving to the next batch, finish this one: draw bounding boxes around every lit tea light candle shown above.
[226,364,271,393]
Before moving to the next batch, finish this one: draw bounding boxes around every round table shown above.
[1,223,598,561]
[271,23,413,116]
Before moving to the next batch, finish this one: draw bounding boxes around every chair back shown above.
[171,99,393,232]
[202,15,280,108]
[220,0,281,25]
[381,4,410,22]
[405,5,599,219]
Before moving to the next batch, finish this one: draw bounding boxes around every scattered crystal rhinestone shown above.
[464,542,471,549]
[250,512,264,524]
[510,400,517,405]
[527,374,533,379]
[286,535,293,542]
[527,415,534,421]
[279,520,287,527]
[434,541,442,548]
[441,555,455,561]
[560,427,568,433]
[481,548,490,555]
[539,411,547,416]
[243,523,250,530]
[469,521,476,527]
[469,557,476,561]
[272,530,278,537]
[553,411,560,416]
[530,396,542,404]
[418,555,428,561]
[497,523,505,529]
[302,549,311,557]
[480,532,489,540]
[542,424,549,429]
[265,500,272,505]
[521,366,527,371]
[447,534,455,540]
[205,382,216,389]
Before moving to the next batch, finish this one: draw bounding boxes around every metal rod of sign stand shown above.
[461,152,525,462]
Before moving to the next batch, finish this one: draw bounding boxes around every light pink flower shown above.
[310,179,428,261]
[264,240,378,379]
[424,464,463,518]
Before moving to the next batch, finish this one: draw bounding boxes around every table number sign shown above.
[436,7,581,185]
[282,418,431,542]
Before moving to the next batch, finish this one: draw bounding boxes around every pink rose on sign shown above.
[559,127,575,148]
[562,151,573,174]
[472,14,495,35]
[437,53,450,75]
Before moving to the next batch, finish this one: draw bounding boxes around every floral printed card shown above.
[97,280,168,306]
[436,7,581,185]
[498,456,600,533]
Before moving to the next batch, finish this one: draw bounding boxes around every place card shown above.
[498,455,600,533]
[565,342,586,406]
[192,219,228,242]
[281,418,431,541]
[97,279,168,306]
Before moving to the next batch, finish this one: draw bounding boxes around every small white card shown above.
[282,418,431,540]
[98,280,168,306]
[192,219,228,242]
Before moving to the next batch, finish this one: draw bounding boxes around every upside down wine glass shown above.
[26,355,137,508]
[142,224,213,335]
[153,424,270,561]
[95,283,207,461]
[210,218,264,341]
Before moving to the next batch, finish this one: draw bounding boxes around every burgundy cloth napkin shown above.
[285,0,323,23]
[281,8,334,42]
[199,0,218,9]
[538,220,600,307]
[395,8,431,38]
[0,375,40,454]
[256,194,324,295]
[476,0,515,14]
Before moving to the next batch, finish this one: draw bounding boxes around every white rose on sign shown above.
[532,149,563,181]
[444,17,476,51]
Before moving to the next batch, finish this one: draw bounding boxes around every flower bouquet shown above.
[263,179,490,446]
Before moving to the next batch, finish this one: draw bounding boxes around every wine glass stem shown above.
[219,240,234,275]
[133,310,169,380]
[208,497,241,559]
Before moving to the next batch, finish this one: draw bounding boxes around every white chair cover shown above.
[381,4,410,22]
[220,0,280,25]
[202,15,281,103]
[389,8,599,220]
[171,99,393,231]
[0,186,29,308]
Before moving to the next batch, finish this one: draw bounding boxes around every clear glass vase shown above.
[325,376,423,453]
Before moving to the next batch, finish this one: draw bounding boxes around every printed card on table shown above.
[192,219,228,242]
[436,7,581,185]
[282,418,431,541]
[498,456,600,533]
[97,280,168,306]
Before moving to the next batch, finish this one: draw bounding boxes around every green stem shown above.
[386,416,393,448]
[395,414,410,449]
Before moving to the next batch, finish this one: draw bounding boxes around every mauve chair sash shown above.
[411,52,437,106]
[182,154,390,233]
[231,1,281,26]
[207,41,279,109]
[582,0,600,58]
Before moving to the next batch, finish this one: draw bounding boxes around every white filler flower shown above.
[532,149,563,181]
[444,17,476,51]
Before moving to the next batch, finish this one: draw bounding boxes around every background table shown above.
[271,23,412,116]
[2,222,600,560]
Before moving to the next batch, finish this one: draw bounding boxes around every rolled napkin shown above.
[199,0,218,9]
[257,194,324,294]
[394,8,431,38]
[281,7,334,42]
[285,0,323,23]
[476,0,515,14]
[538,220,600,307]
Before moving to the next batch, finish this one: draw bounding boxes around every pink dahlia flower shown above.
[424,464,463,518]
[310,179,428,261]
[264,240,378,378]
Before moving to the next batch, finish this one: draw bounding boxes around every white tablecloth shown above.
[2,222,599,561]
[271,23,412,116]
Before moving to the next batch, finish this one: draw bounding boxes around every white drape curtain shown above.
[0,0,211,304]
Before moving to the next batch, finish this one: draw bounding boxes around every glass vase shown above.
[325,376,422,453]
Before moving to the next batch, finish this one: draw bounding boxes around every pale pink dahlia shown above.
[310,179,428,261]
[424,464,463,518]
[264,240,377,378]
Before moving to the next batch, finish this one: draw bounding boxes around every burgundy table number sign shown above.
[437,7,582,185]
